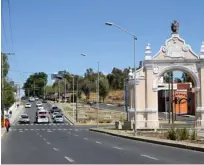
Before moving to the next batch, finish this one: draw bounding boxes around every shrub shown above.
[180,128,189,140]
[190,129,197,140]
[167,127,177,140]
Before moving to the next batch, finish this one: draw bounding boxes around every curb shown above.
[89,128,204,152]
[1,128,6,138]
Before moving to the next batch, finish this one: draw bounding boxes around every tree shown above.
[181,72,194,86]
[99,77,109,102]
[174,77,182,83]
[23,72,48,97]
[1,53,15,109]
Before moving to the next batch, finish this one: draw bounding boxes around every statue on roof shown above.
[171,20,179,34]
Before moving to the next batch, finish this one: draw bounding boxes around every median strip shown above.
[89,128,204,152]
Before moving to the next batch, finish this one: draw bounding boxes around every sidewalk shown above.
[1,104,24,138]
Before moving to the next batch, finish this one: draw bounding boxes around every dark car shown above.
[42,99,47,103]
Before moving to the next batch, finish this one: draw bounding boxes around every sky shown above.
[1,0,204,92]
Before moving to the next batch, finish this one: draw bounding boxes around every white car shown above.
[35,97,39,101]
[25,103,31,108]
[36,101,42,107]
[37,116,49,123]
[53,114,64,123]
[29,97,35,102]
[37,106,44,111]
[52,111,60,119]
[19,114,30,124]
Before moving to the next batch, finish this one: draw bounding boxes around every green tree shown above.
[181,72,194,86]
[1,53,15,109]
[99,77,109,102]
[23,72,48,97]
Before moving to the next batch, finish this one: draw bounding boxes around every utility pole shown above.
[97,61,100,128]
[72,76,75,123]
[171,71,174,125]
[34,80,35,96]
[76,78,78,122]
[64,78,66,101]
[44,80,46,99]
[168,72,171,124]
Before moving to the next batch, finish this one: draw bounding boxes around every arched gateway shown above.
[127,21,204,129]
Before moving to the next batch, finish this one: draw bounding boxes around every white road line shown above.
[58,128,62,130]
[74,134,78,137]
[141,154,158,160]
[19,129,23,131]
[53,148,59,151]
[96,141,102,144]
[52,129,56,130]
[30,129,34,131]
[84,137,88,140]
[63,128,67,130]
[13,129,17,131]
[64,156,75,163]
[113,146,122,150]
[46,142,51,145]
[19,131,23,133]
[42,129,45,131]
[31,124,33,125]
[43,138,46,141]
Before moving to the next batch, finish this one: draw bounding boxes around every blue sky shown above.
[2,0,204,88]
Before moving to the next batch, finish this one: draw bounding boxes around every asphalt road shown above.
[1,101,204,164]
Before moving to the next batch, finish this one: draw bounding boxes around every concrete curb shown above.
[1,128,6,138]
[89,128,204,152]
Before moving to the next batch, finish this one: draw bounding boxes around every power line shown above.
[7,0,15,51]
[1,11,8,45]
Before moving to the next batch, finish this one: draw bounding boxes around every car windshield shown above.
[55,115,63,118]
[26,103,30,105]
[39,112,47,115]
[21,115,28,118]
[39,116,46,118]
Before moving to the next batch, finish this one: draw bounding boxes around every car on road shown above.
[49,106,59,113]
[42,99,47,103]
[37,115,49,123]
[52,111,61,119]
[19,114,30,124]
[29,97,35,102]
[36,101,42,107]
[53,114,64,123]
[35,97,39,101]
[25,103,32,108]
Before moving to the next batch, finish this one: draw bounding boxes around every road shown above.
[1,101,204,164]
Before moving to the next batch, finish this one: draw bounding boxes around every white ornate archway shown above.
[127,22,204,129]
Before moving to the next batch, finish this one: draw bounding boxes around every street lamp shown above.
[105,22,138,136]
[81,53,100,128]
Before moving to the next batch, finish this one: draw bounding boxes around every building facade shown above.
[126,21,204,129]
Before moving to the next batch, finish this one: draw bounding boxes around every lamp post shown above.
[81,54,100,128]
[105,22,137,135]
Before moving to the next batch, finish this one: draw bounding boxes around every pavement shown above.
[1,100,204,164]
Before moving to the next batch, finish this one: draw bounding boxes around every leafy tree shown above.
[23,72,47,97]
[99,77,109,102]
[1,53,15,109]
[181,72,194,86]
[174,77,182,83]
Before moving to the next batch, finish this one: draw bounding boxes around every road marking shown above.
[64,156,75,162]
[31,124,33,125]
[113,146,122,150]
[43,138,46,141]
[63,128,67,130]
[46,142,51,145]
[141,154,158,160]
[19,129,23,131]
[53,148,59,151]
[96,141,102,144]
[13,129,17,131]
[74,134,78,136]
[42,129,45,131]
[19,131,23,133]
[52,129,56,130]
[84,137,88,140]
[31,129,34,131]
[58,128,62,130]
